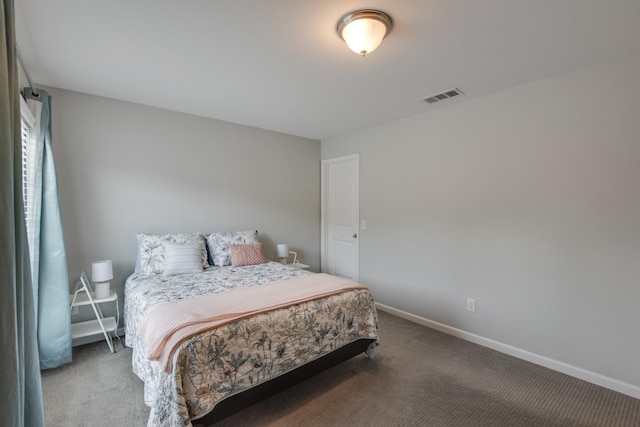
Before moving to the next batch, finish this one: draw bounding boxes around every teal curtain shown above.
[0,0,46,425]
[23,88,72,369]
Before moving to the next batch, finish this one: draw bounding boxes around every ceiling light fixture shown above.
[336,9,393,57]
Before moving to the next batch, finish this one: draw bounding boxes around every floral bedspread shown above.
[124,262,379,427]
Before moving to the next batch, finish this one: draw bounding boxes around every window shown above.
[20,96,36,256]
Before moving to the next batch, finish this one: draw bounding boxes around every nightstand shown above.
[69,272,120,353]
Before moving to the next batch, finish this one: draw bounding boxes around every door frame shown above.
[320,153,360,279]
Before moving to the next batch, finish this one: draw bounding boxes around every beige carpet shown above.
[41,310,640,426]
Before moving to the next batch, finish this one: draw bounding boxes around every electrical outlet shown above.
[466,298,476,312]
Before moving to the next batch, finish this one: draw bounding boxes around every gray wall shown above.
[47,87,320,322]
[322,53,640,390]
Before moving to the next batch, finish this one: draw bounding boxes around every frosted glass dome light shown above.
[337,9,393,57]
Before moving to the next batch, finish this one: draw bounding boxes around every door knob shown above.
[353,233,358,238]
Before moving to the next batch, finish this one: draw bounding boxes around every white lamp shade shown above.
[341,18,387,56]
[276,244,289,258]
[91,260,113,283]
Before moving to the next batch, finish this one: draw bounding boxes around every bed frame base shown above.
[195,338,376,424]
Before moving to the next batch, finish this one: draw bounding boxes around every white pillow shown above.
[162,242,204,277]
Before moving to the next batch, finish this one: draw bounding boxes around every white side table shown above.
[69,272,120,353]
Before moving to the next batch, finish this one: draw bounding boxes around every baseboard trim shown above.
[375,302,640,400]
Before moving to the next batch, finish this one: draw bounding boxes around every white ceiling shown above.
[14,0,640,140]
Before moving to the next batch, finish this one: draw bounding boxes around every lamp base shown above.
[95,281,110,299]
[279,257,288,264]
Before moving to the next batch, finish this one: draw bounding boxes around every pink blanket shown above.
[138,273,367,372]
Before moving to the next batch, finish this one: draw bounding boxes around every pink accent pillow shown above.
[230,243,266,267]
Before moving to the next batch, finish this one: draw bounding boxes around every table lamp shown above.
[92,260,113,299]
[276,244,289,264]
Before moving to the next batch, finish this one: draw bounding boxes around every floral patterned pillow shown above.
[137,233,208,274]
[205,230,258,266]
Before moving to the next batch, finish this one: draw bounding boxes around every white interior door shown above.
[321,154,359,281]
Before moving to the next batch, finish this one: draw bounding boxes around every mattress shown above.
[124,261,379,426]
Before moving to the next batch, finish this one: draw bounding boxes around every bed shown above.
[124,232,379,427]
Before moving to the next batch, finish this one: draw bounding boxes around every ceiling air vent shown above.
[423,88,464,104]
